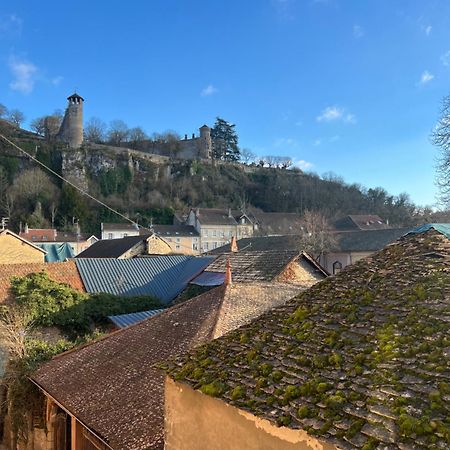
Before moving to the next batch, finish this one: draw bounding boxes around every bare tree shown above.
[0,306,34,360]
[108,120,129,146]
[84,117,107,143]
[240,148,257,165]
[10,168,57,205]
[0,103,8,119]
[128,126,147,149]
[300,210,336,260]
[431,95,450,204]
[279,156,293,169]
[30,117,46,135]
[8,109,25,127]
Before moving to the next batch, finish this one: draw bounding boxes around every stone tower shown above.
[57,92,84,149]
[199,124,212,159]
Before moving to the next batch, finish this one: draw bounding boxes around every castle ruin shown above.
[56,93,84,149]
[55,91,212,159]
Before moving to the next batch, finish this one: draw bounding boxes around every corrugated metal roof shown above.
[108,309,165,328]
[75,256,214,303]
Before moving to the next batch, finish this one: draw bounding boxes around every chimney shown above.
[184,134,188,140]
[230,236,238,253]
[228,208,232,218]
[224,258,232,286]
[24,223,29,234]
[192,133,195,139]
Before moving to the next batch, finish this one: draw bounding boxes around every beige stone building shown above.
[186,208,254,252]
[0,229,46,264]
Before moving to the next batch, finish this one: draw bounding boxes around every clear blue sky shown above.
[1,0,449,206]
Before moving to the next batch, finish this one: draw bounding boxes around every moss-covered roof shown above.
[163,229,450,449]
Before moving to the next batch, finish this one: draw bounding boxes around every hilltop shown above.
[0,122,442,234]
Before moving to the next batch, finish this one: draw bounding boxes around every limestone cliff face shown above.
[61,148,89,191]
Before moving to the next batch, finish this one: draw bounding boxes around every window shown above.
[213,230,217,237]
[176,244,180,250]
[333,261,343,275]
[193,243,198,251]
[108,233,113,240]
[176,238,180,242]
[213,242,217,249]
[123,233,128,238]
[220,230,224,237]
[204,242,209,250]
[203,230,208,237]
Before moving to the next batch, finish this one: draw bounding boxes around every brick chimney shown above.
[230,236,238,253]
[224,258,232,286]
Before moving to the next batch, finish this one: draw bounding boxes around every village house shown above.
[209,227,409,274]
[162,224,450,450]
[0,229,47,264]
[150,225,200,254]
[332,214,389,231]
[100,223,200,254]
[77,234,172,258]
[19,226,98,255]
[185,208,254,252]
[28,247,328,450]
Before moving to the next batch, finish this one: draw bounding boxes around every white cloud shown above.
[272,0,295,20]
[423,25,432,36]
[419,70,434,85]
[8,56,37,94]
[295,119,303,127]
[274,137,298,148]
[317,106,356,124]
[353,25,364,39]
[51,76,63,86]
[441,50,450,67]
[293,159,313,170]
[201,84,218,97]
[329,135,340,142]
[0,14,23,36]
[313,139,321,146]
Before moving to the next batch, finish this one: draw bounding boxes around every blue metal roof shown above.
[37,243,75,263]
[108,309,165,328]
[75,256,214,304]
[190,271,225,287]
[407,223,450,240]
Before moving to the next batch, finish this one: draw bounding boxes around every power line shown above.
[0,134,201,252]
[0,133,143,229]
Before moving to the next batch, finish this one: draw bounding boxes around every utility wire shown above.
[0,133,144,229]
[0,134,216,253]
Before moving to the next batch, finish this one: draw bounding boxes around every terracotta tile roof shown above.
[0,261,85,303]
[31,281,307,450]
[165,229,450,449]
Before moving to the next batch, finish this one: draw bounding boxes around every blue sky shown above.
[1,0,450,206]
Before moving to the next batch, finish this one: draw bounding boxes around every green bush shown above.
[11,271,163,337]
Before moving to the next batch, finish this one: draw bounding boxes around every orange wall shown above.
[165,377,339,450]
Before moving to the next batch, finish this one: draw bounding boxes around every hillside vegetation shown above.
[0,121,445,234]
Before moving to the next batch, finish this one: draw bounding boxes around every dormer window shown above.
[333,261,343,275]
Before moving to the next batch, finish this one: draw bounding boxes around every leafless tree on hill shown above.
[85,117,107,143]
[431,95,450,205]
[8,109,25,127]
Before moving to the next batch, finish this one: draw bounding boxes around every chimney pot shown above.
[225,258,232,286]
[192,133,195,139]
[230,236,238,253]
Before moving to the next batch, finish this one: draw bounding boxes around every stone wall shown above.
[165,377,339,450]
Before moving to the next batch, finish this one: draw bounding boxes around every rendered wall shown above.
[165,377,339,450]
[0,234,44,264]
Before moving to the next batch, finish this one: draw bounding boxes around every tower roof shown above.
[199,124,210,129]
[67,92,84,101]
